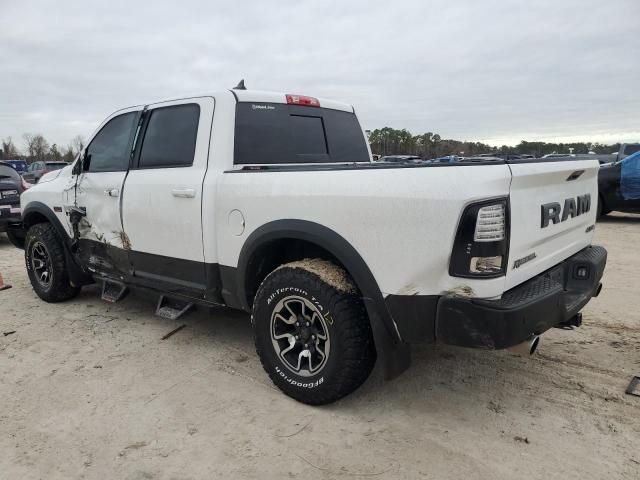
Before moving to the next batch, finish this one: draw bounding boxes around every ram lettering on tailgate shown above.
[540,194,591,228]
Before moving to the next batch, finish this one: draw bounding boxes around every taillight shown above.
[286,94,320,107]
[449,198,509,278]
[21,176,31,190]
[474,204,506,242]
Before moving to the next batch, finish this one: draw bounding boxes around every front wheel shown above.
[25,223,80,302]
[252,259,376,405]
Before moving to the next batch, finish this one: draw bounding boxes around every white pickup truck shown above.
[9,86,607,404]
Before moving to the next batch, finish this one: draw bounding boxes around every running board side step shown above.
[155,295,194,320]
[101,279,129,303]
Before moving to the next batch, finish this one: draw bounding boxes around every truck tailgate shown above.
[505,159,599,290]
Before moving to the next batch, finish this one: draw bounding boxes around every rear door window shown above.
[234,103,369,164]
[138,103,200,168]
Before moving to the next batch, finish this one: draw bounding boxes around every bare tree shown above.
[62,145,76,163]
[1,137,20,159]
[23,133,50,162]
[49,143,62,161]
[71,135,86,155]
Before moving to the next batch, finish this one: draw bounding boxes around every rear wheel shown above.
[252,259,376,405]
[25,223,80,302]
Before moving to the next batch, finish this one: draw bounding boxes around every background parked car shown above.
[477,153,525,160]
[22,160,68,184]
[615,143,640,162]
[0,161,28,232]
[2,159,28,174]
[598,150,640,217]
[430,155,463,163]
[379,155,423,163]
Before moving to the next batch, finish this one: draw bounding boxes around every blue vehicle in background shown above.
[598,150,640,217]
[2,159,28,174]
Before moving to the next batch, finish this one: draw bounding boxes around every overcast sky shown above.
[1,0,639,150]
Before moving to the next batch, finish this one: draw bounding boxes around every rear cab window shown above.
[234,102,370,165]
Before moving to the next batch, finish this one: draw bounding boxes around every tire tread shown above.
[25,223,80,303]
[253,260,376,405]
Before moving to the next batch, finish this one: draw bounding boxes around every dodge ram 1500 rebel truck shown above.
[10,87,607,404]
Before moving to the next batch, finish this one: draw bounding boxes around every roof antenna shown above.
[233,79,246,90]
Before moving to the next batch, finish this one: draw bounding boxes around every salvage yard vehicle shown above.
[22,160,68,184]
[615,143,640,162]
[3,159,29,174]
[9,86,607,404]
[379,155,423,163]
[0,161,28,233]
[598,150,640,216]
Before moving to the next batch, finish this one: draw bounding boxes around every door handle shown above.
[104,188,119,197]
[172,188,196,198]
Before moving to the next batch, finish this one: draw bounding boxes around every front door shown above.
[121,97,214,297]
[72,108,141,276]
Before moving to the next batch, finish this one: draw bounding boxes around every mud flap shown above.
[363,298,411,379]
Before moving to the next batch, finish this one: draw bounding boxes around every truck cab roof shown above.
[119,89,355,115]
[231,89,354,113]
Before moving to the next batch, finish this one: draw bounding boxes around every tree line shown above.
[367,127,621,158]
[0,134,85,163]
[1,128,624,163]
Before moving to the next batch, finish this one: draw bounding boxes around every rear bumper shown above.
[435,245,607,349]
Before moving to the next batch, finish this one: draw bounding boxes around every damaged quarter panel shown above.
[215,164,512,299]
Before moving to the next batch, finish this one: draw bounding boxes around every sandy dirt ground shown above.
[1,213,639,480]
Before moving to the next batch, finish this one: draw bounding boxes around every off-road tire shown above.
[25,223,80,302]
[253,259,376,405]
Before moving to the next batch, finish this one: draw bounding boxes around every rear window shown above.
[234,102,369,164]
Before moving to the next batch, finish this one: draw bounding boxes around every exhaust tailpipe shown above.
[507,336,540,356]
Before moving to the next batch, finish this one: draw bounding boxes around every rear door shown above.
[505,159,599,290]
[121,97,214,296]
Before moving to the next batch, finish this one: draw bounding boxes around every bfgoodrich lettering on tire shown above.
[252,259,376,405]
[25,223,80,302]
